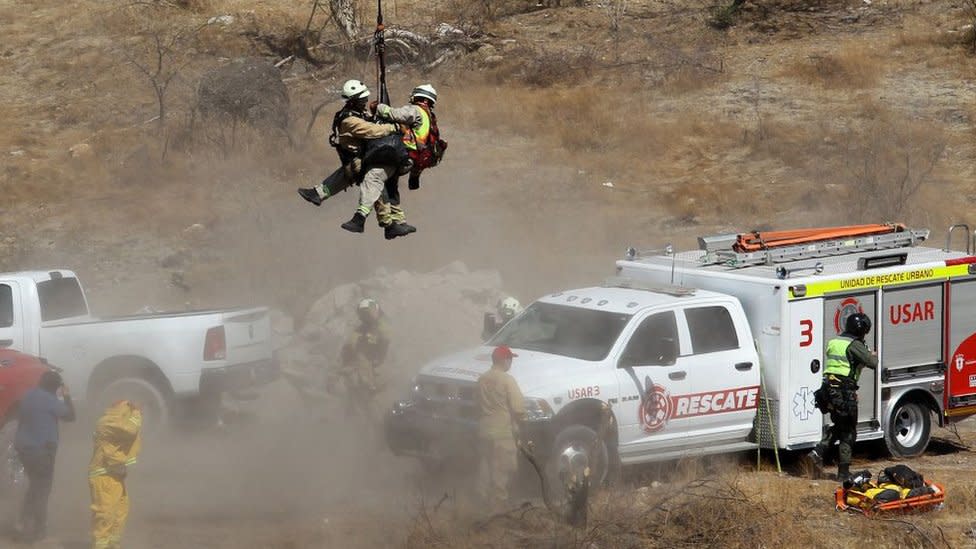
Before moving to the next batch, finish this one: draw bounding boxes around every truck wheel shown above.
[547,425,613,499]
[96,377,170,432]
[884,400,931,458]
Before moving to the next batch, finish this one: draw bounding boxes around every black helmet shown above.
[845,312,872,338]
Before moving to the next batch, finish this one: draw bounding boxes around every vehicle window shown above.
[490,302,632,361]
[686,306,739,354]
[620,311,678,366]
[0,284,12,328]
[37,277,88,322]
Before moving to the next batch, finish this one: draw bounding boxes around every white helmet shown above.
[341,79,370,100]
[498,296,522,321]
[358,298,378,311]
[410,84,437,106]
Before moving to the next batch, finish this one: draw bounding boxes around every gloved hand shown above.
[408,172,420,190]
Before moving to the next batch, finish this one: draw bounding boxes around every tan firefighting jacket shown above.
[477,367,526,440]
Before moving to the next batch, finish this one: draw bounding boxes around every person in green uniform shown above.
[809,312,878,482]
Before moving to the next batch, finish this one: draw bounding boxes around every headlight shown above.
[524,398,554,422]
[391,378,420,414]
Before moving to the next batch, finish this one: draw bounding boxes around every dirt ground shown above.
[3,0,976,546]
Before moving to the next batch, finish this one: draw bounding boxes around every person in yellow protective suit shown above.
[88,401,142,549]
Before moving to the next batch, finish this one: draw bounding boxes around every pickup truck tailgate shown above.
[222,308,273,364]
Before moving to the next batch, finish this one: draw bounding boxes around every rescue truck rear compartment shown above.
[618,227,976,457]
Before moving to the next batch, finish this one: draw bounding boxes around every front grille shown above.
[416,377,478,420]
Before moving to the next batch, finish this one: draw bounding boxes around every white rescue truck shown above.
[385,224,976,482]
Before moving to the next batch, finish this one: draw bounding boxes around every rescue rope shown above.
[373,0,391,105]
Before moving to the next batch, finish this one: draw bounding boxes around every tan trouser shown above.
[478,436,518,506]
[357,165,397,217]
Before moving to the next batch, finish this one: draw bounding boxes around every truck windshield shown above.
[37,277,88,321]
[490,302,632,361]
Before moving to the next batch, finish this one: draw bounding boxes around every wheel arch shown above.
[553,398,618,450]
[886,388,942,428]
[87,355,174,403]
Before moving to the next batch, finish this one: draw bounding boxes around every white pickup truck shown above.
[0,269,278,427]
[386,224,976,484]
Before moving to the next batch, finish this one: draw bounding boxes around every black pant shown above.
[17,447,56,541]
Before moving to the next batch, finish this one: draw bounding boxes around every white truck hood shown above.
[417,346,596,395]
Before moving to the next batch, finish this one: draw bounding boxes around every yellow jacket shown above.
[89,401,142,478]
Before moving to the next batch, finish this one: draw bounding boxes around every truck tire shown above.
[96,377,170,432]
[884,399,931,458]
[547,425,612,499]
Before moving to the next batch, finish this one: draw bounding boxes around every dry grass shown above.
[780,45,884,89]
[402,466,973,549]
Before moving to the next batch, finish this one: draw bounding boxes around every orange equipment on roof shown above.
[734,224,907,253]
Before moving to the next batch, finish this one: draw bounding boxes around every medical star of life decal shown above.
[793,386,816,420]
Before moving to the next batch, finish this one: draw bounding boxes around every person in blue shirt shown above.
[14,370,75,543]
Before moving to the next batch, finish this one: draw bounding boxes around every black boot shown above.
[837,463,851,484]
[298,187,323,206]
[384,222,416,240]
[341,213,367,233]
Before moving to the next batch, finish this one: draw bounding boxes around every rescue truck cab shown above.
[386,224,976,482]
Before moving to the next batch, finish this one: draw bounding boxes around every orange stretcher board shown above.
[835,482,946,516]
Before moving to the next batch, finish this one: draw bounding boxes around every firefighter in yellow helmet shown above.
[88,400,142,549]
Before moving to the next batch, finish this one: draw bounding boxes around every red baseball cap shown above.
[492,345,518,361]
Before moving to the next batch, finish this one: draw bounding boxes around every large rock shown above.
[287,263,507,399]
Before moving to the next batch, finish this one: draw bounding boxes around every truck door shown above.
[823,292,878,429]
[786,298,825,446]
[0,281,26,351]
[615,310,696,455]
[678,304,761,445]
[947,279,976,411]
[881,284,943,377]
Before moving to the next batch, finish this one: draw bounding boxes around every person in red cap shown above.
[476,345,526,506]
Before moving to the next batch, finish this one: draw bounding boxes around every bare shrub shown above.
[510,48,599,88]
[842,117,946,221]
[113,3,202,160]
[965,0,976,51]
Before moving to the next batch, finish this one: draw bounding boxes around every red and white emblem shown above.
[639,384,672,433]
[833,297,864,334]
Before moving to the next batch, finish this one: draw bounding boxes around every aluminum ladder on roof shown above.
[698,228,930,268]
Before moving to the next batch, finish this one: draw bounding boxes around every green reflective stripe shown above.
[824,337,853,378]
[125,458,138,465]
[89,468,108,477]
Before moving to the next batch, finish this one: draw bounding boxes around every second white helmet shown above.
[410,84,437,106]
[498,296,522,320]
[342,79,370,100]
